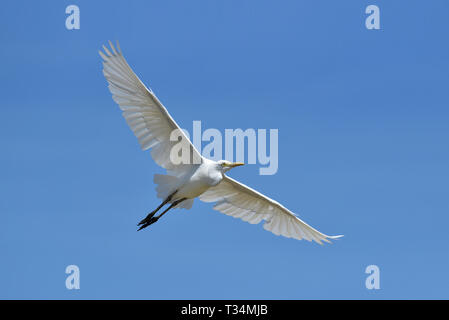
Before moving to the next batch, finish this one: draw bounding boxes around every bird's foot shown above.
[138,211,157,226]
[137,216,160,231]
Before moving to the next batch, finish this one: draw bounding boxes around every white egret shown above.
[99,41,342,244]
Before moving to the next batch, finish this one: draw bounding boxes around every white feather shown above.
[200,176,343,244]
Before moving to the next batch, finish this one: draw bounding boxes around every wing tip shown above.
[320,234,344,245]
[99,40,123,59]
[328,234,344,239]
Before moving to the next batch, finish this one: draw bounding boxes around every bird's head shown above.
[216,160,244,173]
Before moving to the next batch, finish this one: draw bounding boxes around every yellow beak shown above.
[229,162,244,168]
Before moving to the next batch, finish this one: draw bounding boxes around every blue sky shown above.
[1,0,449,299]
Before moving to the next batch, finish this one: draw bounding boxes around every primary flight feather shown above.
[99,41,343,244]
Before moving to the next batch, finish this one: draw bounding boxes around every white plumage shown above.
[100,41,342,244]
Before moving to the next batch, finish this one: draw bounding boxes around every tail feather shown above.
[176,198,194,209]
[154,174,180,199]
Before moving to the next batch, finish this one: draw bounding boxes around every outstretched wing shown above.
[99,41,202,175]
[199,176,343,244]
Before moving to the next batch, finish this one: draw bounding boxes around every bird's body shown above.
[178,160,222,197]
[165,159,223,201]
[100,41,343,244]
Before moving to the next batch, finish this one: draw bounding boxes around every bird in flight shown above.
[99,41,342,244]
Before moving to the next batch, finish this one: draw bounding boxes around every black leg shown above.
[137,191,177,226]
[137,198,187,231]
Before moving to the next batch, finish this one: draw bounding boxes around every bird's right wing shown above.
[99,41,202,175]
[200,176,343,244]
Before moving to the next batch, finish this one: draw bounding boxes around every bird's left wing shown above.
[99,41,202,175]
[199,176,343,244]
